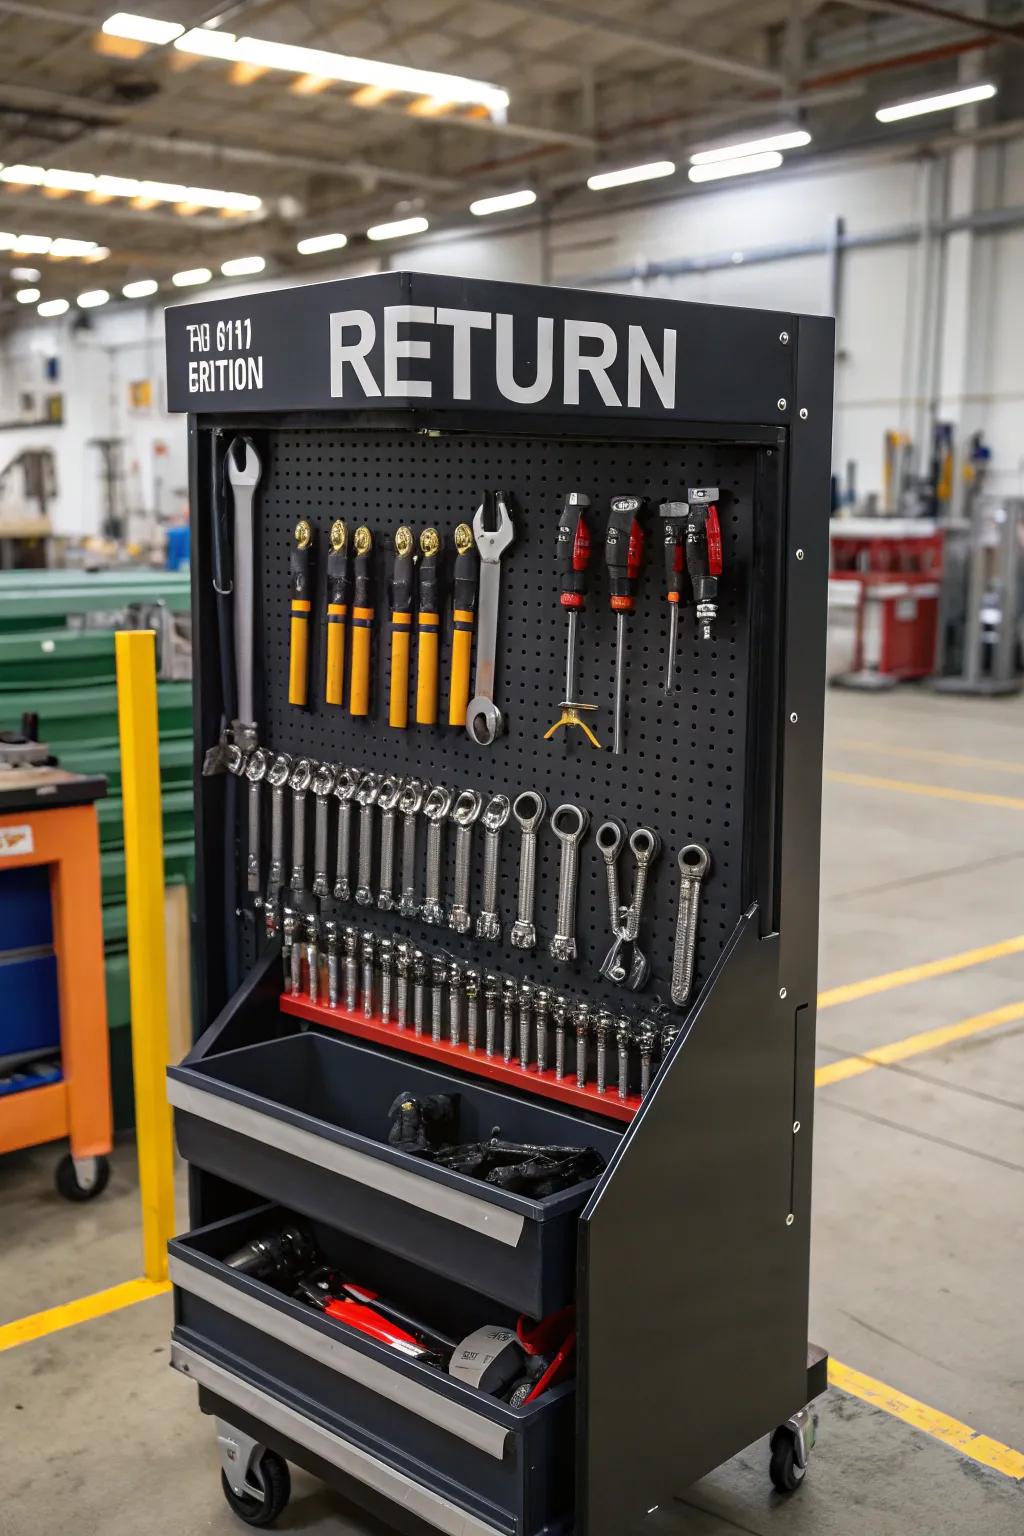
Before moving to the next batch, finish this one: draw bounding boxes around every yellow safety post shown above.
[115,629,176,1284]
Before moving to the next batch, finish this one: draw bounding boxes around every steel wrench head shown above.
[268,753,293,789]
[399,777,426,817]
[451,788,484,827]
[630,827,662,865]
[481,793,511,833]
[245,748,269,785]
[424,785,454,823]
[512,790,547,834]
[471,490,515,562]
[551,803,590,845]
[224,743,246,776]
[225,435,261,491]
[377,775,404,814]
[595,818,627,863]
[356,770,382,807]
[333,766,360,805]
[466,697,505,747]
[678,843,711,881]
[311,762,337,798]
[289,757,313,794]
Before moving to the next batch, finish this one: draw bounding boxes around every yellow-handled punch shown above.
[288,518,313,707]
[324,519,349,706]
[389,526,415,728]
[447,521,477,727]
[415,527,442,726]
[349,525,374,716]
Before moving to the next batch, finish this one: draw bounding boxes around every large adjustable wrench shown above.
[225,437,262,750]
[466,492,514,746]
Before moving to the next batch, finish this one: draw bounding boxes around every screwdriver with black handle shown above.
[388,526,415,728]
[447,522,477,728]
[685,486,723,642]
[604,495,645,755]
[543,491,600,746]
[324,518,349,707]
[288,518,314,708]
[349,526,374,716]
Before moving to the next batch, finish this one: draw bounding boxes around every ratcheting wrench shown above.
[466,492,514,746]
[224,436,262,750]
[671,843,711,1007]
[549,803,590,964]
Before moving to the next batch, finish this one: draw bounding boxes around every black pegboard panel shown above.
[238,425,755,1025]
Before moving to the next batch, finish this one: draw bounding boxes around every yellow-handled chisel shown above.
[389,526,415,728]
[324,518,349,706]
[447,521,477,727]
[288,518,313,707]
[415,527,442,726]
[349,525,374,717]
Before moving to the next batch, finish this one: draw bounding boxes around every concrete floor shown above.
[3,682,1023,1534]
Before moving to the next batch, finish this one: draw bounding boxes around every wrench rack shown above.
[168,272,834,1536]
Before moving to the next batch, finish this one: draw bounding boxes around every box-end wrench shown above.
[671,843,711,1007]
[397,778,426,918]
[549,803,590,964]
[265,753,293,904]
[449,788,483,934]
[510,791,547,951]
[311,762,337,899]
[225,436,261,750]
[333,766,360,901]
[466,492,515,746]
[596,819,629,982]
[421,785,453,925]
[376,776,404,911]
[623,827,661,990]
[244,748,269,898]
[475,793,510,942]
[288,758,313,892]
[355,772,382,906]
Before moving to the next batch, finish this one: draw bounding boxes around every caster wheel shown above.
[221,1450,291,1528]
[55,1154,110,1202]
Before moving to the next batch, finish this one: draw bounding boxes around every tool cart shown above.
[165,273,833,1534]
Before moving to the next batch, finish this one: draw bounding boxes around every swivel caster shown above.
[769,1406,816,1493]
[55,1153,110,1202]
[217,1420,291,1528]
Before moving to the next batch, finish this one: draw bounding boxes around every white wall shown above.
[3,141,1023,535]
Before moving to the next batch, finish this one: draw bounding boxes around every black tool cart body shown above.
[165,272,833,1536]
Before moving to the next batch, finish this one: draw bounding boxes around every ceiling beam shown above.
[840,0,1024,46]
[489,0,786,86]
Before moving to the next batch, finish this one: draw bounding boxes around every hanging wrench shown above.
[449,788,484,934]
[510,791,547,951]
[333,766,360,901]
[397,778,427,918]
[376,776,404,911]
[549,803,590,964]
[288,758,313,892]
[225,435,261,750]
[671,843,711,1007]
[466,491,515,746]
[421,784,453,925]
[596,819,630,983]
[622,827,661,990]
[355,772,382,906]
[311,762,337,899]
[475,793,510,941]
[265,752,293,904]
[244,748,269,897]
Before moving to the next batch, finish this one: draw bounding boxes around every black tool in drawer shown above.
[168,1030,622,1315]
[171,1204,575,1536]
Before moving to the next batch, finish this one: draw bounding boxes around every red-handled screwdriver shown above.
[605,494,645,755]
[686,486,723,641]
[544,492,600,747]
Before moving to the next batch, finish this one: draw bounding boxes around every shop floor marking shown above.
[0,1276,169,1353]
[831,739,1024,778]
[817,934,1024,1010]
[815,999,1024,1089]
[825,769,1024,814]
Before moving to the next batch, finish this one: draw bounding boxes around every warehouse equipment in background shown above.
[828,520,943,688]
[933,495,1023,696]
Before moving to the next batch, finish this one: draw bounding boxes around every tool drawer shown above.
[170,1204,575,1536]
[169,1029,622,1315]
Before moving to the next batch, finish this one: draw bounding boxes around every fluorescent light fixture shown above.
[43,168,97,192]
[174,25,239,60]
[172,267,212,287]
[876,82,996,123]
[296,231,348,255]
[11,266,40,281]
[690,129,810,165]
[0,164,46,185]
[470,188,536,217]
[220,255,265,276]
[13,234,52,254]
[38,297,69,317]
[49,237,100,257]
[0,161,259,213]
[102,12,184,44]
[688,150,784,183]
[95,174,142,197]
[587,160,675,191]
[366,215,428,241]
[0,233,15,250]
[82,246,111,263]
[122,278,158,298]
[138,179,190,203]
[77,289,110,308]
[15,288,40,304]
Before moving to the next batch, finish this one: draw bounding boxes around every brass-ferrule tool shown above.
[349,525,374,716]
[288,519,313,707]
[389,525,415,728]
[415,527,442,726]
[324,519,350,706]
[447,522,476,728]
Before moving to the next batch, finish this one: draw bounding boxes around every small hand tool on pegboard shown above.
[447,521,477,728]
[604,494,645,755]
[324,518,350,707]
[349,525,374,716]
[544,491,601,748]
[288,519,314,708]
[657,499,687,694]
[685,486,723,641]
[415,527,442,725]
[388,525,415,728]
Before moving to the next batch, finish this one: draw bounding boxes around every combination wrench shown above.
[265,752,293,904]
[355,771,382,906]
[510,791,547,951]
[466,492,515,746]
[288,758,313,893]
[375,775,404,910]
[224,436,261,750]
[549,803,590,964]
[449,788,484,934]
[311,762,337,899]
[475,793,510,942]
[671,843,711,1007]
[421,784,453,924]
[244,748,269,897]
[397,778,426,917]
[332,767,360,901]
[598,822,661,988]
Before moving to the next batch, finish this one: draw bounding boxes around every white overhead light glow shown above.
[95,174,142,197]
[13,234,53,254]
[15,287,40,304]
[220,255,266,276]
[1,160,260,213]
[49,237,102,257]
[876,82,997,123]
[296,231,348,255]
[11,267,41,281]
[366,215,429,241]
[690,129,810,165]
[172,267,212,287]
[688,150,784,183]
[102,12,184,44]
[470,188,536,217]
[174,25,238,60]
[0,164,46,185]
[77,288,110,308]
[122,278,159,298]
[38,297,69,317]
[586,160,675,192]
[43,168,98,192]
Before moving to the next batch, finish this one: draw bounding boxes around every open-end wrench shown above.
[225,436,261,750]
[549,803,590,964]
[333,767,360,901]
[355,772,382,906]
[265,752,293,904]
[288,758,313,892]
[397,778,426,918]
[376,776,404,911]
[511,791,547,951]
[449,788,483,934]
[466,492,515,746]
[311,762,337,899]
[244,748,269,897]
[475,793,510,942]
[671,843,711,1007]
[422,784,453,925]
[623,827,661,990]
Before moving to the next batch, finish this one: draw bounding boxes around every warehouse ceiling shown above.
[0,0,1023,303]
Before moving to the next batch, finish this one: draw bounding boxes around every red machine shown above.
[829,519,944,688]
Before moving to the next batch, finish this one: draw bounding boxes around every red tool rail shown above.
[279,991,642,1124]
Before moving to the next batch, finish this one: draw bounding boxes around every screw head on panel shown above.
[790,712,798,723]
[779,987,788,999]
[799,407,809,420]
[793,1120,801,1133]
[786,1213,795,1227]
[779,331,790,345]
[796,548,805,561]
[777,397,787,411]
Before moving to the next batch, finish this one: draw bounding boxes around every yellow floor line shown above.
[829,1358,1024,1479]
[818,933,1024,1010]
[815,999,1024,1088]
[0,1276,170,1353]
[825,769,1024,813]
[831,738,1024,778]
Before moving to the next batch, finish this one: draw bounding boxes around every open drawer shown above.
[168,1029,622,1315]
[170,1204,575,1536]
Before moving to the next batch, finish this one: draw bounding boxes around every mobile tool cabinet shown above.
[165,272,833,1535]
